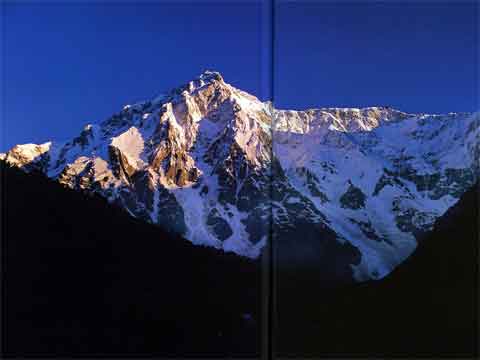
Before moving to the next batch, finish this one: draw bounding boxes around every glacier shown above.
[2,70,479,282]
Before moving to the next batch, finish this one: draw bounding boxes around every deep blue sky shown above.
[2,1,478,150]
[276,1,479,113]
[2,1,267,150]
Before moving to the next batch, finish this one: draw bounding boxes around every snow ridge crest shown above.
[2,71,479,282]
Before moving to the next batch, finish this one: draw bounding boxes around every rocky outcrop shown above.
[2,71,478,282]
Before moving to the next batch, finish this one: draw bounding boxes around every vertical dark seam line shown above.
[268,1,275,360]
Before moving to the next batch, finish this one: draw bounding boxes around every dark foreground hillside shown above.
[2,160,478,358]
[1,162,261,357]
[277,183,479,358]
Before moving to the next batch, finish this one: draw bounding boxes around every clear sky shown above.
[275,1,479,113]
[2,1,478,150]
[2,1,267,150]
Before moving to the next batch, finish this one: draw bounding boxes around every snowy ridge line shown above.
[2,70,479,282]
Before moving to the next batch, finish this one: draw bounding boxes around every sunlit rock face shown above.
[3,70,479,282]
[274,105,478,280]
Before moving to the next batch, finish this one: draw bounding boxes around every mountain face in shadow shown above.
[1,161,262,357]
[2,159,478,358]
[3,71,478,283]
[276,183,478,358]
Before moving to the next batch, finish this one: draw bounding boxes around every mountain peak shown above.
[198,69,224,83]
[1,142,52,170]
[2,74,478,283]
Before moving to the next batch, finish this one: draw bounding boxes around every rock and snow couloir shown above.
[2,70,479,282]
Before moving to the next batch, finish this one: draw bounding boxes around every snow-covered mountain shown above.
[3,70,479,282]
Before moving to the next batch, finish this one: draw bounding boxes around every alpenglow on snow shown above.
[3,71,479,282]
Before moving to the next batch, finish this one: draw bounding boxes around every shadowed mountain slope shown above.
[276,182,478,357]
[1,161,261,357]
[2,71,478,282]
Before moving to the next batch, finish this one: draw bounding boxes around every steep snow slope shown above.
[3,71,272,259]
[273,107,479,279]
[2,71,478,282]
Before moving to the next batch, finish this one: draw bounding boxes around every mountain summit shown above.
[3,71,479,282]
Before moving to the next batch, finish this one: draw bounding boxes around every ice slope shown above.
[2,71,478,281]
[273,107,478,279]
